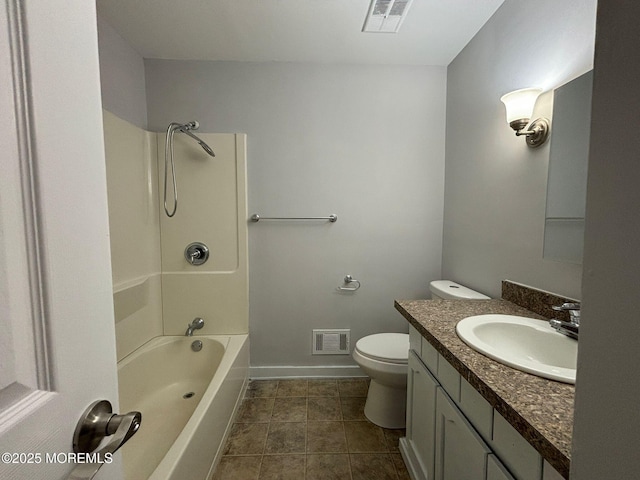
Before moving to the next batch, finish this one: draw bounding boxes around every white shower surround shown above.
[103,110,250,477]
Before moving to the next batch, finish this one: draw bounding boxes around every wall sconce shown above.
[500,88,550,148]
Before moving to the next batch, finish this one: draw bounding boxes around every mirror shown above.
[544,70,593,264]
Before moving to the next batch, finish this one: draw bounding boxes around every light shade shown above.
[500,88,542,124]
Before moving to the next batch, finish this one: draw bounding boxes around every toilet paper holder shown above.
[337,275,361,292]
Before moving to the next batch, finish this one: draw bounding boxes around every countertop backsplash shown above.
[501,280,579,322]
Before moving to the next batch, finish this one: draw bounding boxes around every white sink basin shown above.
[456,314,577,384]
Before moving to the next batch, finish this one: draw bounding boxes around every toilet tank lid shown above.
[429,280,490,300]
[355,333,409,363]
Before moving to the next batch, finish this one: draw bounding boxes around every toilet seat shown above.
[355,333,409,364]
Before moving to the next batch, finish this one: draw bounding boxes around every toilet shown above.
[353,332,409,429]
[429,280,490,300]
[353,280,489,429]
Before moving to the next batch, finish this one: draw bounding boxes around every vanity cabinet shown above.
[488,455,516,480]
[405,351,438,480]
[403,348,493,480]
[434,388,491,479]
[401,325,556,480]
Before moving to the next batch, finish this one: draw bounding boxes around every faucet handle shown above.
[552,303,580,326]
[552,302,580,311]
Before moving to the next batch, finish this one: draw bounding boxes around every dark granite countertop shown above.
[395,299,574,479]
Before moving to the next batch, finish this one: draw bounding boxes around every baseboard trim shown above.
[249,365,365,379]
[400,437,424,480]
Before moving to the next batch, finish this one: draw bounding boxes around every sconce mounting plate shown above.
[524,118,550,148]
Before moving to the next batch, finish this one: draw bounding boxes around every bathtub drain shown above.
[183,392,195,399]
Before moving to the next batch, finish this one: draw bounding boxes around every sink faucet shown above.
[549,303,580,339]
[185,317,204,336]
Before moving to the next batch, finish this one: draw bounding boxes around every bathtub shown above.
[118,334,249,480]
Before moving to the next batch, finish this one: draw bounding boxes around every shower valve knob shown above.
[185,242,209,266]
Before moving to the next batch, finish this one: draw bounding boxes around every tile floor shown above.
[211,378,410,480]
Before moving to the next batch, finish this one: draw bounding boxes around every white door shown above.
[0,2,122,479]
[406,351,438,480]
[434,388,491,480]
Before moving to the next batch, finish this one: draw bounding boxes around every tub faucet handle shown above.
[185,242,209,266]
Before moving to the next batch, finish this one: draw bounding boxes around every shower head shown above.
[176,123,216,157]
[198,141,215,157]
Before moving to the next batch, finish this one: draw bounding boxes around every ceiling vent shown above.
[362,0,414,33]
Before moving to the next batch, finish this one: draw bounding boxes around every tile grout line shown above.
[257,379,277,479]
[304,396,308,479]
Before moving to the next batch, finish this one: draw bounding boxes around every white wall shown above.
[572,0,640,476]
[443,0,597,299]
[97,15,148,129]
[145,61,447,371]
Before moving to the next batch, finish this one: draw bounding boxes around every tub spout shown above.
[185,317,204,336]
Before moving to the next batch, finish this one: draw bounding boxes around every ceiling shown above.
[96,0,505,66]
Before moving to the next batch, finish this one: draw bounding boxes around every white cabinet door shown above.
[0,2,121,479]
[405,351,439,480]
[488,454,516,480]
[435,388,490,480]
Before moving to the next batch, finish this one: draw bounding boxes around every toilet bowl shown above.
[353,333,409,429]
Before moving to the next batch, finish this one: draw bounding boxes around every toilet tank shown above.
[429,280,490,300]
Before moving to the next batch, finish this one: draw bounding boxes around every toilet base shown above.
[363,379,407,429]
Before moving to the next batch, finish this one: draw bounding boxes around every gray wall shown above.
[572,0,640,476]
[97,15,148,129]
[443,0,597,299]
[145,61,446,371]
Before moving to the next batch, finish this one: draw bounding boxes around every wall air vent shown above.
[362,0,414,33]
[312,329,350,355]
